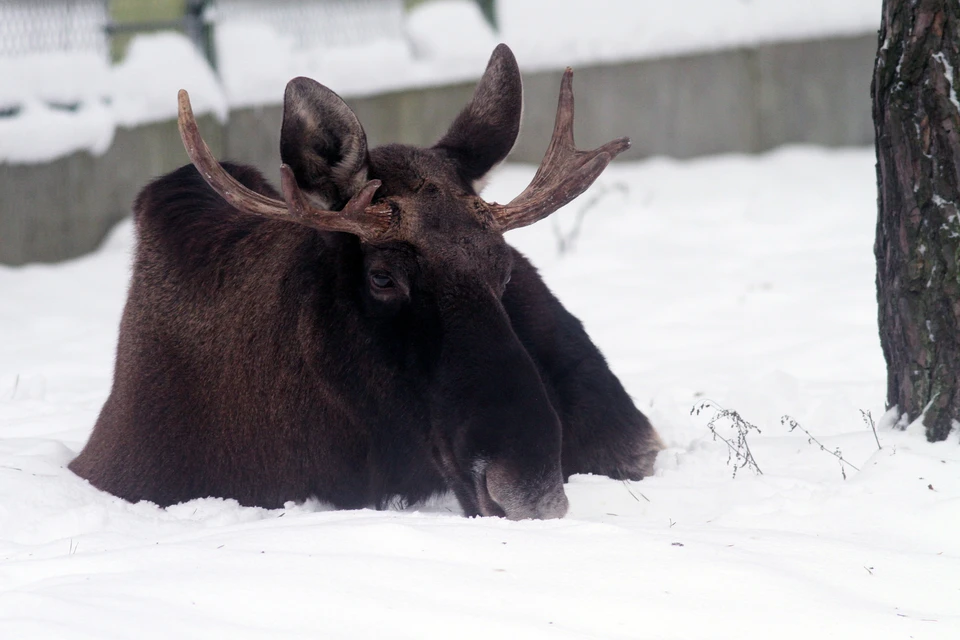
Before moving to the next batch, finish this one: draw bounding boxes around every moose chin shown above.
[69,44,663,520]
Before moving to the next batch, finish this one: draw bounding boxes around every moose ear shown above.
[434,43,523,188]
[280,77,370,209]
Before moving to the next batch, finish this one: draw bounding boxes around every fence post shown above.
[476,0,496,30]
[184,0,217,72]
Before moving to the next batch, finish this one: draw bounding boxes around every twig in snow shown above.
[860,409,882,450]
[692,401,763,477]
[620,479,650,503]
[553,182,628,255]
[615,464,650,503]
[780,415,859,479]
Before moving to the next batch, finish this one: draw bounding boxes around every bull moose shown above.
[69,44,662,520]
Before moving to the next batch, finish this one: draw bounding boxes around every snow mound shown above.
[406,0,498,65]
[498,0,881,70]
[111,31,227,128]
[0,32,225,164]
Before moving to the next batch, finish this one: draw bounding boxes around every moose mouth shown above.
[432,439,568,520]
[475,461,569,521]
[475,468,508,518]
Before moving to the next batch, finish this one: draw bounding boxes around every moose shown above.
[70,44,662,520]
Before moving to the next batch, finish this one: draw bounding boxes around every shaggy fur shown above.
[69,45,661,519]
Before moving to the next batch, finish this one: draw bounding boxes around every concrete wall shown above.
[0,33,878,265]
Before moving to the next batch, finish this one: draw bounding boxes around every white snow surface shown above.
[1,0,881,163]
[214,0,498,108]
[498,0,882,71]
[110,32,227,128]
[0,32,227,164]
[2,146,958,638]
[216,0,883,105]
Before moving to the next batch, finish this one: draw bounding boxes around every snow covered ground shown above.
[1,146,958,638]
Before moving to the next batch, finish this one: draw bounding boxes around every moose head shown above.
[70,44,656,520]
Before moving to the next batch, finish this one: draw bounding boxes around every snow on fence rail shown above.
[215,0,404,50]
[0,0,408,163]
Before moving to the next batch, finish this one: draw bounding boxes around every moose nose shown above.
[534,485,569,520]
[485,463,569,520]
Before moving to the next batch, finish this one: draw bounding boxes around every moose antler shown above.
[489,68,630,232]
[177,90,393,241]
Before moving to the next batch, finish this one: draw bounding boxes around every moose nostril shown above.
[537,487,569,520]
[477,477,507,519]
[484,462,569,520]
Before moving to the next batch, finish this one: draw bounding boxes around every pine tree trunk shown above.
[873,0,960,441]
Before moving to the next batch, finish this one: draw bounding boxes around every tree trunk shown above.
[873,0,960,441]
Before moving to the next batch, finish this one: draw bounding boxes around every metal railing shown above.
[213,0,404,51]
[0,0,109,56]
[105,0,216,69]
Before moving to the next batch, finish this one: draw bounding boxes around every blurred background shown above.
[0,0,879,265]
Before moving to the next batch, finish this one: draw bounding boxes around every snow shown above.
[933,52,960,113]
[0,51,109,108]
[110,32,227,128]
[216,0,882,106]
[0,99,115,165]
[405,1,498,69]
[0,32,226,164]
[2,146,959,638]
[0,51,114,163]
[498,0,882,71]
[214,0,497,108]
[1,0,881,164]
[215,23,425,108]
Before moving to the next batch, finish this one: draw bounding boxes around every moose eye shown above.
[498,272,512,294]
[370,272,394,289]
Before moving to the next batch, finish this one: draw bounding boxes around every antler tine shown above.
[178,90,393,240]
[178,90,290,218]
[279,165,393,242]
[489,69,630,232]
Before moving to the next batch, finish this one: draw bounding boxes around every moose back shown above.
[69,44,662,520]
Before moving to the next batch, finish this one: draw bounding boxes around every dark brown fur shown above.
[70,45,661,519]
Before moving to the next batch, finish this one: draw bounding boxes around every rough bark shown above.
[873,0,960,441]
